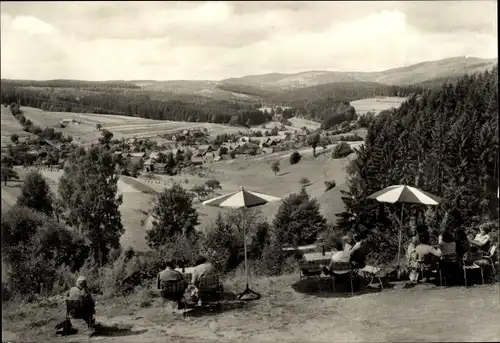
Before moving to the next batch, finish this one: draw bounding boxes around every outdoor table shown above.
[299,251,334,271]
[175,267,196,284]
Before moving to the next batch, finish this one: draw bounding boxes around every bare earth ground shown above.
[2,275,499,343]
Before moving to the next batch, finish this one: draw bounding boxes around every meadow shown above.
[350,96,407,115]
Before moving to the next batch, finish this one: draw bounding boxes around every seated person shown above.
[191,256,217,306]
[322,241,351,275]
[342,232,354,252]
[191,256,216,288]
[157,260,188,310]
[67,276,95,328]
[350,232,368,269]
[406,236,419,282]
[469,224,491,252]
[439,230,457,254]
[455,228,472,263]
[415,232,442,268]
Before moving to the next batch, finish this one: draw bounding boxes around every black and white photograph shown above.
[1,1,498,342]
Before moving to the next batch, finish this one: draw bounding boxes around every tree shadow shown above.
[291,276,395,298]
[91,323,148,337]
[278,172,290,177]
[185,299,255,318]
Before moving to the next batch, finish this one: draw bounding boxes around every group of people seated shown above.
[406,223,494,282]
[320,232,369,276]
[156,255,217,310]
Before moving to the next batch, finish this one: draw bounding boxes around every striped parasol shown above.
[203,186,281,299]
[368,185,442,268]
[202,186,281,209]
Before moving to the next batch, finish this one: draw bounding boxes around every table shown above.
[175,267,196,283]
[299,251,334,271]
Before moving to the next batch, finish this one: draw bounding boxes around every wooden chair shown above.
[329,261,354,296]
[159,280,188,317]
[438,252,457,286]
[65,299,95,329]
[197,274,224,308]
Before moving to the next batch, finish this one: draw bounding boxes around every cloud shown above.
[0,1,497,80]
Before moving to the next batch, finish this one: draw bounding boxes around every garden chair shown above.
[473,245,497,282]
[438,252,458,286]
[417,256,440,284]
[329,261,354,296]
[65,299,95,329]
[462,252,484,287]
[197,274,224,309]
[160,280,188,317]
[359,265,385,290]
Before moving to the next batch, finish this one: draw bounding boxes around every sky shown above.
[1,1,497,81]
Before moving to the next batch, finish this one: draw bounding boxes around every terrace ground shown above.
[2,276,499,343]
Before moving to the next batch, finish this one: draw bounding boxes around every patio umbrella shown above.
[367,185,442,267]
[203,186,281,300]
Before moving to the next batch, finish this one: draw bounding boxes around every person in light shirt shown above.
[469,225,491,252]
[321,240,351,276]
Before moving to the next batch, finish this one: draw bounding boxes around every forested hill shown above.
[0,85,270,126]
[337,65,498,262]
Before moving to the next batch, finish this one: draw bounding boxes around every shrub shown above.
[324,180,336,191]
[229,150,236,159]
[299,177,310,187]
[332,142,353,159]
[289,151,301,164]
[338,133,363,142]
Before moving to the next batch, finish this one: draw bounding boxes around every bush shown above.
[299,177,310,187]
[324,180,336,191]
[332,142,353,159]
[289,151,301,164]
[229,151,236,159]
[338,133,363,142]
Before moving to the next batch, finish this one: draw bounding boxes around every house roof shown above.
[149,152,159,159]
[130,152,146,158]
[154,163,167,169]
[143,158,154,165]
[114,151,123,155]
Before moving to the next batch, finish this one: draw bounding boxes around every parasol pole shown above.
[244,223,249,288]
[397,202,404,268]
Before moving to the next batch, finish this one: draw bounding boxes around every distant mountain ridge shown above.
[219,56,498,89]
[2,56,497,103]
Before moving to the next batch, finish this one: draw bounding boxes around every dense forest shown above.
[337,66,499,262]
[0,85,271,125]
[268,81,424,104]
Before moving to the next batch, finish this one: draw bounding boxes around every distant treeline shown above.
[0,85,271,125]
[1,79,141,90]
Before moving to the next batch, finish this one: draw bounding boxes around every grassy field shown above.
[350,97,408,115]
[2,275,498,343]
[1,106,332,148]
[0,106,36,146]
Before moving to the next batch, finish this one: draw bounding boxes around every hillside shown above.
[220,56,498,90]
[2,57,495,109]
